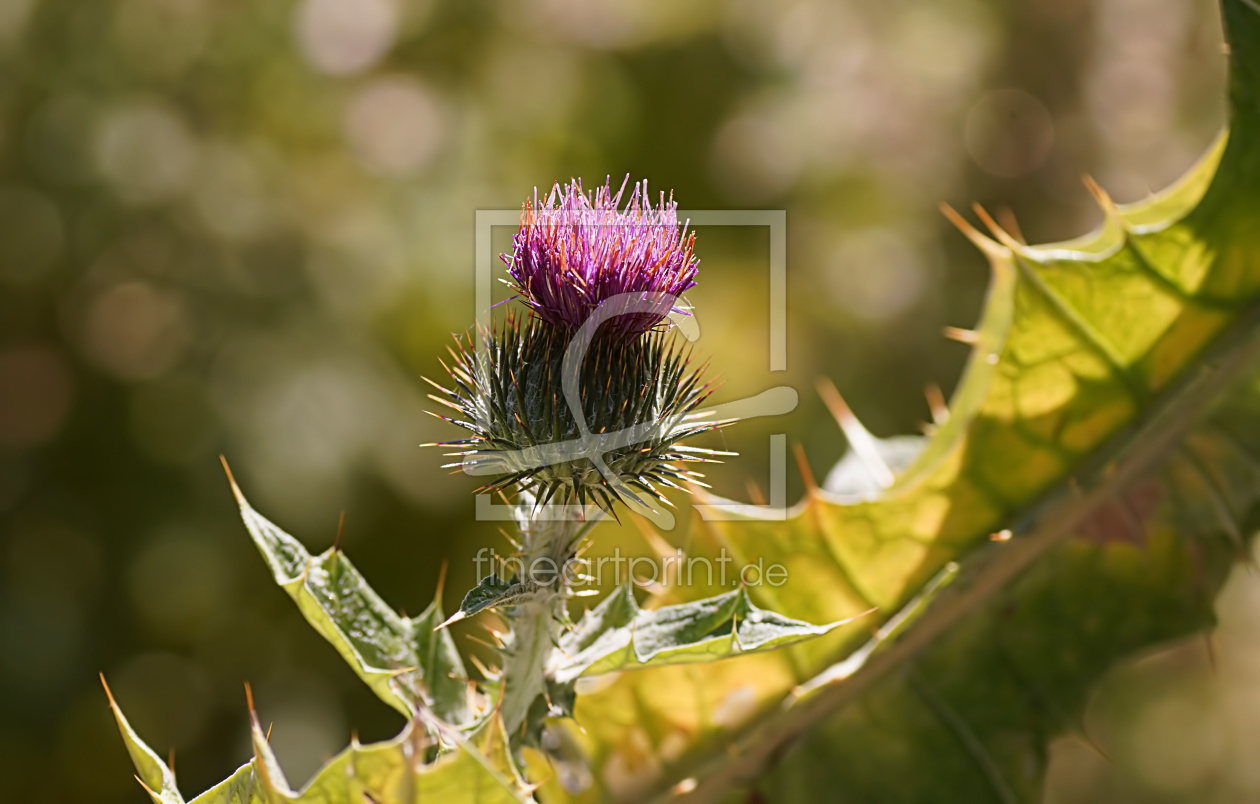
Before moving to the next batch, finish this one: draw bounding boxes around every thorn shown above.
[481,617,508,639]
[100,673,118,709]
[1078,729,1112,764]
[1240,548,1260,575]
[943,326,981,345]
[924,384,949,426]
[971,203,1023,252]
[745,479,767,506]
[219,455,244,505]
[168,749,176,777]
[435,560,449,602]
[815,377,894,489]
[498,527,522,552]
[381,665,418,679]
[972,203,1001,238]
[939,202,1007,259]
[492,675,507,719]
[266,723,274,741]
[1204,632,1218,674]
[990,529,1013,542]
[333,510,346,553]
[793,442,818,495]
[522,779,546,796]
[469,653,499,680]
[436,610,467,631]
[298,558,314,588]
[674,778,700,795]
[245,682,258,725]
[1082,174,1113,210]
[996,207,1026,244]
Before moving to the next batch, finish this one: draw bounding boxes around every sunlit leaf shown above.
[541,2,1260,800]
[552,585,867,683]
[106,683,530,804]
[225,463,471,724]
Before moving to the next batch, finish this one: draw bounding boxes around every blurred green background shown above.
[0,0,1247,800]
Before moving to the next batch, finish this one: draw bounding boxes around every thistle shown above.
[429,176,727,520]
[424,177,734,736]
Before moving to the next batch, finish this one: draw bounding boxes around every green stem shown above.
[498,492,586,736]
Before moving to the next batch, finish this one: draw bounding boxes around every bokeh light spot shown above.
[824,229,930,324]
[295,0,397,76]
[965,89,1056,178]
[344,76,446,177]
[710,112,803,201]
[81,282,190,381]
[95,104,197,204]
[0,346,75,447]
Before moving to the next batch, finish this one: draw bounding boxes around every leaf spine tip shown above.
[219,455,245,505]
[942,326,981,345]
[971,202,1024,251]
[939,202,1007,259]
[436,610,467,631]
[793,441,819,494]
[815,377,894,489]
[924,383,949,425]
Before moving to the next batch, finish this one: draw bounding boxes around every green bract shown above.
[429,314,725,512]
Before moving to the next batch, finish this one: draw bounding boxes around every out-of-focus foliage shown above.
[0,0,1247,801]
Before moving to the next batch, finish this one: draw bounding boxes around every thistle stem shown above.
[498,492,586,736]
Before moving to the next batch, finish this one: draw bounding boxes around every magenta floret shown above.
[502,176,699,338]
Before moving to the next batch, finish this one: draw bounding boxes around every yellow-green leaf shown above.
[540,2,1260,801]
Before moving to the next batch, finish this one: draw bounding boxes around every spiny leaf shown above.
[446,574,542,627]
[246,684,291,801]
[550,585,869,684]
[102,674,185,804]
[223,461,471,725]
[759,375,1260,799]
[187,764,255,804]
[412,591,478,726]
[106,684,533,803]
[287,718,530,803]
[533,2,1260,801]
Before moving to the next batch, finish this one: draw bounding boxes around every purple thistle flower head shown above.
[501,176,699,339]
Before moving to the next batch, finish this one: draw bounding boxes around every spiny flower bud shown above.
[427,314,727,513]
[502,176,699,340]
